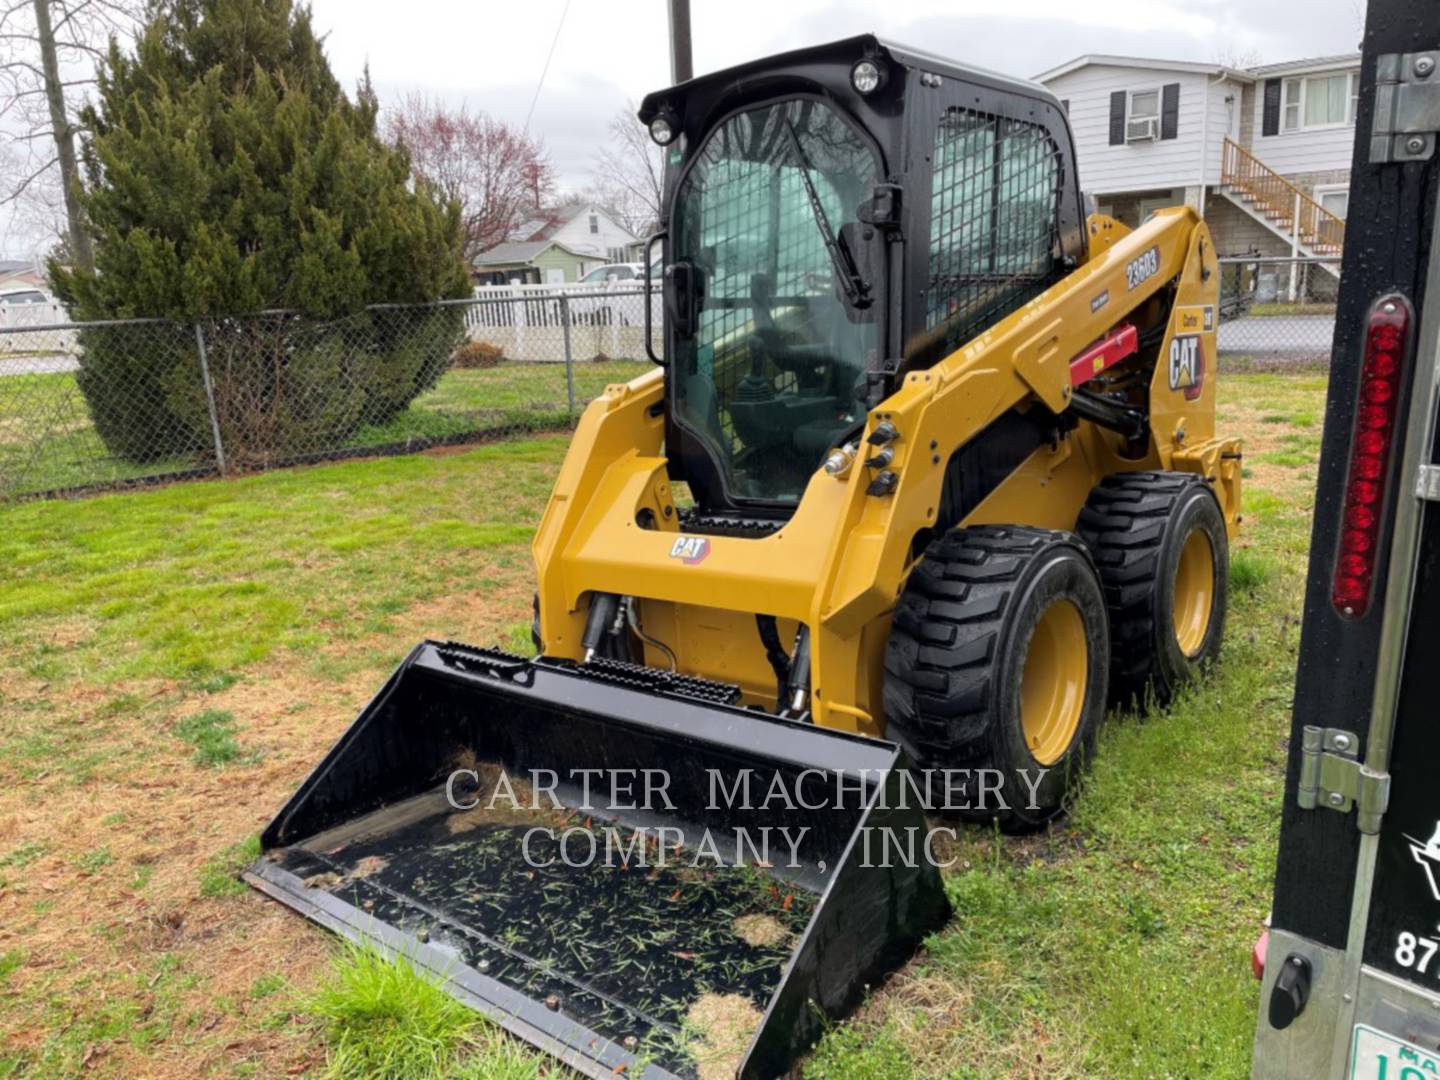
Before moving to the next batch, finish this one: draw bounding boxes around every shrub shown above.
[451,340,504,369]
[51,0,471,464]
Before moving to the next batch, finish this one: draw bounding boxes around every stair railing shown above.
[1220,137,1345,254]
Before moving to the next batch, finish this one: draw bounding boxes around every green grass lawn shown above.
[0,370,1325,1078]
[0,359,649,498]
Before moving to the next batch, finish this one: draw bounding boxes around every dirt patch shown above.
[0,572,544,1078]
[732,913,789,949]
[685,993,763,1080]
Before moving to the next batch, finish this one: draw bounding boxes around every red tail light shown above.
[1332,295,1412,619]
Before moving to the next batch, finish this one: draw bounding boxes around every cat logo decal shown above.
[668,536,710,565]
[1169,334,1205,401]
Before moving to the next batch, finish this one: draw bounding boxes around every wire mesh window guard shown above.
[925,107,1064,360]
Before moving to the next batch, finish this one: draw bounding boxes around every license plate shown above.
[1350,1023,1440,1078]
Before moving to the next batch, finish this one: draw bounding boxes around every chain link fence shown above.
[0,286,656,500]
[0,262,1340,501]
[1216,256,1340,368]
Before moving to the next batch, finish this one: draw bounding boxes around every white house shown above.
[1035,52,1359,262]
[515,204,641,264]
[474,204,644,284]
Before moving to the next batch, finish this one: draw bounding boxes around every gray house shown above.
[471,240,607,286]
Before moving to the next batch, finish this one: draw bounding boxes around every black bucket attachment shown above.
[247,641,949,1079]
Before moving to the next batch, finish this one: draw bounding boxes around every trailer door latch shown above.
[1373,51,1440,163]
[1297,725,1391,834]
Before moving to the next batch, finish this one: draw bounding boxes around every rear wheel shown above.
[883,525,1110,831]
[1077,471,1229,708]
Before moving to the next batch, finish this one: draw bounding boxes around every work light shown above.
[851,59,883,95]
[649,116,677,145]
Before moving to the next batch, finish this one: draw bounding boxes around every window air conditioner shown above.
[1126,116,1159,142]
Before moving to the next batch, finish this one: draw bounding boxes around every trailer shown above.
[1253,2,1440,1077]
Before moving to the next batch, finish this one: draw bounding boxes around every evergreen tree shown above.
[52,0,471,462]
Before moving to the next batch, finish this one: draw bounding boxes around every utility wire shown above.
[523,0,571,134]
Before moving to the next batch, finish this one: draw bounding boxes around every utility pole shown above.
[667,0,692,84]
[32,0,92,271]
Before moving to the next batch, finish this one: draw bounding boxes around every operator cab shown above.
[640,35,1087,521]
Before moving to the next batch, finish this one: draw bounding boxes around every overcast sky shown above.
[2,0,1365,258]
[308,0,1364,193]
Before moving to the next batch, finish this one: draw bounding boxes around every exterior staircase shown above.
[1219,137,1345,262]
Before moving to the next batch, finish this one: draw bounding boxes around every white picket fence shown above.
[0,296,80,372]
[465,281,660,363]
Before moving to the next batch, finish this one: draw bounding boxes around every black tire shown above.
[1077,471,1229,709]
[883,525,1110,831]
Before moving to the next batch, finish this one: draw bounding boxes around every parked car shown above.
[0,287,51,306]
[0,286,60,332]
[579,263,644,284]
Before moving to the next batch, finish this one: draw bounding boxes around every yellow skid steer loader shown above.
[249,35,1241,1080]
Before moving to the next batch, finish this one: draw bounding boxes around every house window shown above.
[1130,89,1160,123]
[1315,184,1349,220]
[588,214,599,234]
[1282,72,1359,131]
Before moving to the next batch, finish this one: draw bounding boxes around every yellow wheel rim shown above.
[1020,599,1089,766]
[1172,529,1216,657]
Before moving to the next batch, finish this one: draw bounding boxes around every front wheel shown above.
[883,525,1110,831]
[1078,472,1229,708]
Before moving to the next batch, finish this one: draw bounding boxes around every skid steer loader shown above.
[248,35,1241,1080]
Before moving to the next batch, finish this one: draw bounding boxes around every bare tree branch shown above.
[0,0,141,258]
[0,152,57,203]
[588,103,664,237]
[385,93,555,262]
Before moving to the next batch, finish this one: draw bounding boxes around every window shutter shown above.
[1109,91,1127,145]
[1160,82,1180,140]
[1262,78,1282,136]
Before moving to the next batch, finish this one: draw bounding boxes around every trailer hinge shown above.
[1372,51,1440,163]
[1417,463,1440,501]
[1297,725,1390,834]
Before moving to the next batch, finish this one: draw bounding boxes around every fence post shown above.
[193,320,227,475]
[559,293,576,416]
[1289,192,1302,302]
[513,284,527,357]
